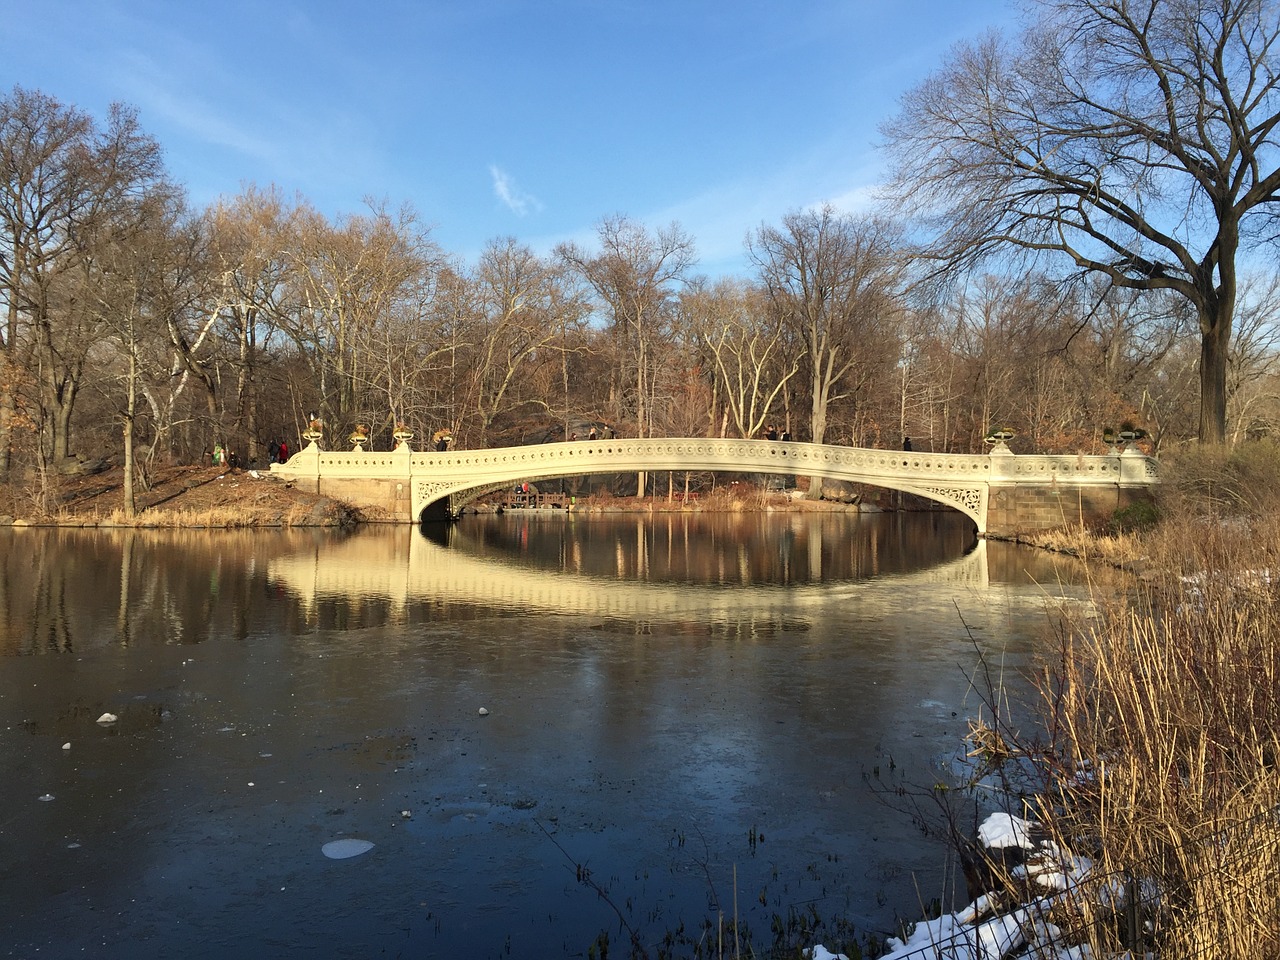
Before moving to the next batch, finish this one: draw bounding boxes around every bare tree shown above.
[558,215,696,493]
[1226,272,1280,438]
[206,185,301,461]
[0,86,166,475]
[282,200,440,436]
[883,0,1280,444]
[749,206,904,493]
[683,279,799,439]
[346,257,455,445]
[461,238,588,444]
[89,192,194,514]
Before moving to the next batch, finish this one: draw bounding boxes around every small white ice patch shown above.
[322,839,375,860]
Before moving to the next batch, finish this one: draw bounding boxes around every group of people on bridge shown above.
[566,424,615,442]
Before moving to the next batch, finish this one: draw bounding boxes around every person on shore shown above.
[213,442,225,467]
[277,440,289,463]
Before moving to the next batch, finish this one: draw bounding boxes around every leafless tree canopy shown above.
[883,0,1280,443]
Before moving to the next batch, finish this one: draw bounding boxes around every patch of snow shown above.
[977,812,1034,850]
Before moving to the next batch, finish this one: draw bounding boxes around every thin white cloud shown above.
[112,48,291,165]
[817,183,882,216]
[489,165,543,217]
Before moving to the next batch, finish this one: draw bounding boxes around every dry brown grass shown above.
[1008,491,1280,957]
[947,445,1280,957]
[94,503,308,528]
[1026,525,1146,567]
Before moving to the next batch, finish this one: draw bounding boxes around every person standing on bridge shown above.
[903,437,912,451]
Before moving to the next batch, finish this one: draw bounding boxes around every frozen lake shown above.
[0,513,1092,958]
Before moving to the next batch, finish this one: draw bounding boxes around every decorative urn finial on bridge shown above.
[392,425,414,450]
[302,418,324,447]
[983,427,1016,452]
[1102,423,1147,454]
[349,424,369,451]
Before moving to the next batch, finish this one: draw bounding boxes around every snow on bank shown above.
[809,812,1114,960]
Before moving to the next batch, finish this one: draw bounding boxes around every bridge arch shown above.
[409,438,988,527]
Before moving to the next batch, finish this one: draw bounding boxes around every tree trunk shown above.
[50,386,76,467]
[806,365,828,499]
[122,348,137,518]
[0,383,14,479]
[1198,307,1231,445]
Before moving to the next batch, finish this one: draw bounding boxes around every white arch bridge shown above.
[269,437,1157,538]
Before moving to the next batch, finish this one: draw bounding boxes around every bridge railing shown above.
[986,446,1156,487]
[272,437,1155,489]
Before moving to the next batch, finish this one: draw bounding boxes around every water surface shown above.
[0,513,1091,958]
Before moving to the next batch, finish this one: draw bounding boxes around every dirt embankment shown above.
[0,465,364,527]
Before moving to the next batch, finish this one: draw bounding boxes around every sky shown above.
[4,0,1022,279]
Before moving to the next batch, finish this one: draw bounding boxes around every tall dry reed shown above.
[1021,511,1280,958]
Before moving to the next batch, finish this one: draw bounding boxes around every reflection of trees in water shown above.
[0,529,332,656]
[1,519,1082,657]
[460,512,977,585]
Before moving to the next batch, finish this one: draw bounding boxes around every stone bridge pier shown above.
[269,437,1158,538]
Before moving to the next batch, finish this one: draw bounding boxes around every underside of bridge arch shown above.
[416,465,984,532]
[417,497,455,524]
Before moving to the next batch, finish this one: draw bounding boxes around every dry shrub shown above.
[696,485,745,510]
[1156,437,1280,520]
[98,505,255,527]
[1028,525,1147,567]
[1026,511,1280,958]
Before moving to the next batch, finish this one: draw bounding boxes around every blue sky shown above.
[5,1,1020,278]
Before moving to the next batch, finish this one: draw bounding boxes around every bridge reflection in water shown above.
[266,512,1085,623]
